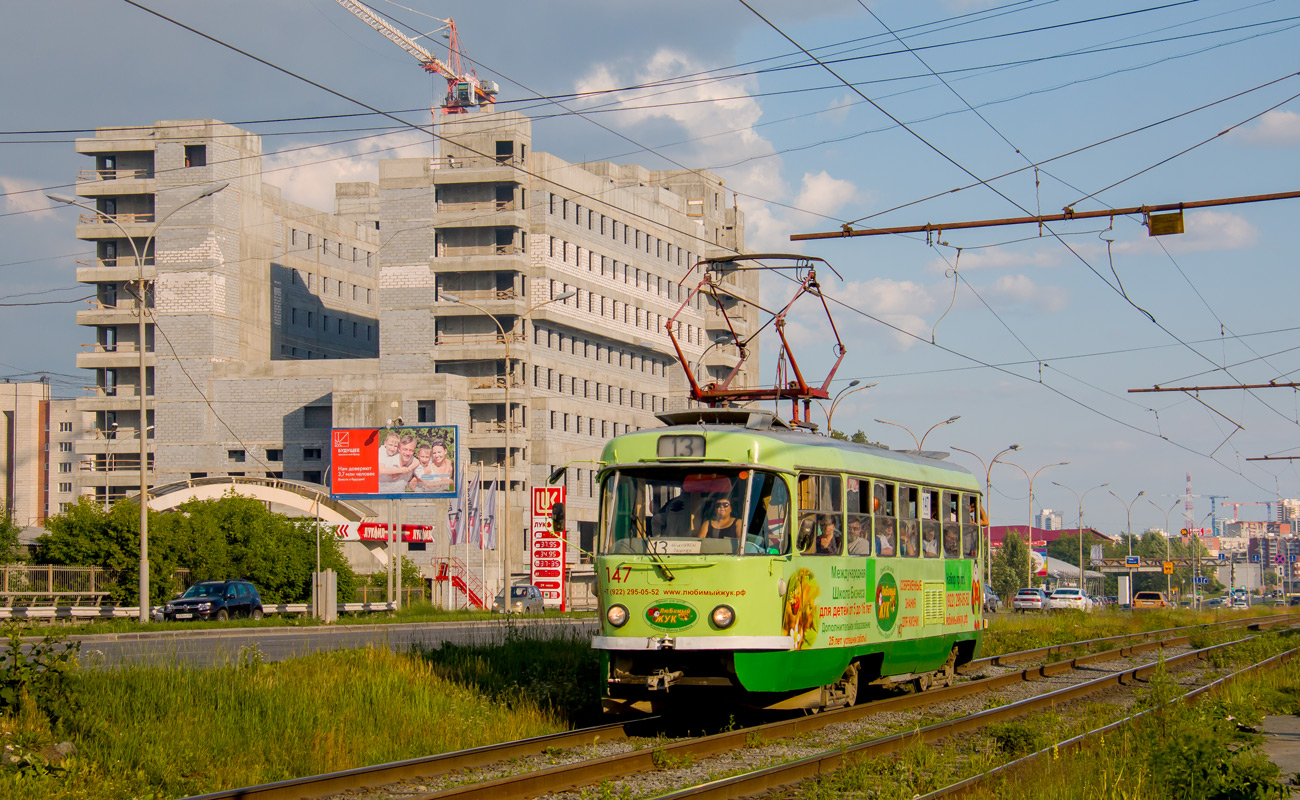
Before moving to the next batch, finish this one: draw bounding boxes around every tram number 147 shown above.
[607,566,633,583]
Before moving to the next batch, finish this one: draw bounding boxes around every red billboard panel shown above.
[330,425,459,499]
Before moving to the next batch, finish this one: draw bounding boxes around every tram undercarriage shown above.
[601,646,966,715]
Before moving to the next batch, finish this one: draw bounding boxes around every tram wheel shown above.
[913,673,932,693]
[934,648,958,689]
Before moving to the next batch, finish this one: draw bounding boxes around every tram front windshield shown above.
[600,467,791,556]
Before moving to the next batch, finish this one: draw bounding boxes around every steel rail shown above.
[918,644,1300,799]
[965,610,1294,670]
[185,615,1291,800]
[181,720,650,800]
[333,630,1228,800]
[656,635,1264,800]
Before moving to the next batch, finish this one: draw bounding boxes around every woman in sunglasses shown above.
[697,497,743,539]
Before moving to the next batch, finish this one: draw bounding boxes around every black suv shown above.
[164,580,264,622]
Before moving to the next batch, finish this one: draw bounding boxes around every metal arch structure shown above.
[131,476,377,523]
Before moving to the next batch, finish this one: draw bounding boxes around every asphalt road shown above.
[51,617,598,669]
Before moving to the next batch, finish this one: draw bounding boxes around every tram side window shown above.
[874,481,897,557]
[846,477,870,556]
[963,494,981,560]
[741,471,791,556]
[797,473,842,556]
[899,486,920,558]
[921,489,941,558]
[942,491,962,558]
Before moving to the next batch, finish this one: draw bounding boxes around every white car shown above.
[1048,587,1093,612]
[1012,588,1051,612]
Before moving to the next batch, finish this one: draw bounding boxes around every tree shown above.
[992,530,1031,602]
[0,506,24,564]
[36,494,358,606]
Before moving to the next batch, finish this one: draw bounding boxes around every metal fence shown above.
[355,586,426,605]
[0,565,113,606]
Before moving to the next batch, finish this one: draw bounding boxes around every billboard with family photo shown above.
[329,425,459,499]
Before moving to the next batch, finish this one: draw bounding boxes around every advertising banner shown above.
[1031,548,1048,576]
[531,486,566,609]
[330,425,458,499]
[327,522,436,543]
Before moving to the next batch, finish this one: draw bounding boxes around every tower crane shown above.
[1222,501,1270,521]
[336,0,498,115]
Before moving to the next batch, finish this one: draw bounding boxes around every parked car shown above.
[1048,587,1093,612]
[1131,591,1170,609]
[493,584,545,614]
[1205,597,1223,608]
[983,590,1002,613]
[1012,587,1051,612]
[164,579,264,622]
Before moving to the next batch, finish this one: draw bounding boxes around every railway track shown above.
[185,613,1296,800]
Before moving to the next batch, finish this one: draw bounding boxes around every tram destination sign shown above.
[657,434,705,458]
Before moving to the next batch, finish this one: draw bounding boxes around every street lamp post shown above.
[874,415,961,451]
[103,422,119,510]
[49,182,228,623]
[1110,489,1146,604]
[820,380,877,435]
[1001,459,1069,588]
[441,288,576,592]
[1148,498,1179,600]
[1052,480,1108,593]
[952,444,1020,587]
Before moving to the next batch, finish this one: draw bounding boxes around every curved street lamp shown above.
[952,444,1020,587]
[1149,497,1180,598]
[441,288,576,592]
[874,415,960,451]
[48,182,229,623]
[1053,480,1108,593]
[1000,459,1069,587]
[818,380,877,435]
[1110,489,1146,603]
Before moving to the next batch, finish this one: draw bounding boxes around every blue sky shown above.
[2,0,1298,533]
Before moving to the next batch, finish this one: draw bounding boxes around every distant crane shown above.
[1206,494,1229,534]
[336,0,499,117]
[1223,501,1271,521]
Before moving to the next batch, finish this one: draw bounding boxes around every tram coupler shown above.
[647,669,685,692]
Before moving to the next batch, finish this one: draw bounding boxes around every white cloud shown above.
[820,93,855,125]
[0,176,56,219]
[922,245,1061,275]
[262,130,430,211]
[983,274,1068,313]
[794,171,859,219]
[1110,210,1258,255]
[1233,110,1300,147]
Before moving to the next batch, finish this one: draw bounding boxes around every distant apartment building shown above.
[0,382,93,526]
[63,113,752,581]
[1035,508,1062,531]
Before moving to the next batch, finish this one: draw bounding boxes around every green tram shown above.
[590,408,985,714]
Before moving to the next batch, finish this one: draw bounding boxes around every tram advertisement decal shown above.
[944,560,973,629]
[646,601,698,630]
[782,568,820,649]
[784,562,878,649]
[875,569,899,633]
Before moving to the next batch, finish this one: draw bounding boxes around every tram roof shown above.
[606,408,979,485]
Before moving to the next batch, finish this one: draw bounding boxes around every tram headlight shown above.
[607,604,629,628]
[711,604,736,629]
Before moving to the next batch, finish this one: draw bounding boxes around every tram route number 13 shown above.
[606,566,633,583]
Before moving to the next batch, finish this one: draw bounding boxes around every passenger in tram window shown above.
[847,515,870,555]
[943,519,962,558]
[900,520,919,557]
[697,498,742,539]
[813,514,842,555]
[964,523,980,559]
[922,522,941,557]
[876,518,896,556]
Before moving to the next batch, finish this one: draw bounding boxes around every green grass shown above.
[39,601,589,636]
[0,627,596,799]
[982,606,1284,657]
